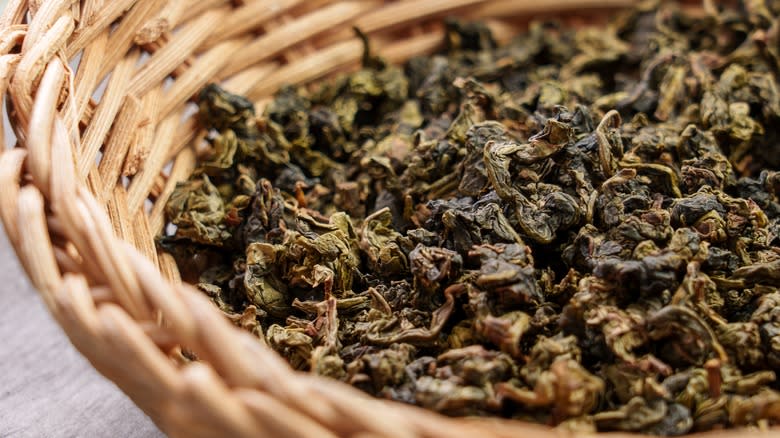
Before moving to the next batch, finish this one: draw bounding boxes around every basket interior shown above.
[3,0,635,286]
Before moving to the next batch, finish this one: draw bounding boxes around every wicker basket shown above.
[1,1,777,437]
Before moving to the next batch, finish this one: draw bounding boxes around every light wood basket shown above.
[1,1,777,437]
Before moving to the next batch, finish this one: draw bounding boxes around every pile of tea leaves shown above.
[161,1,780,434]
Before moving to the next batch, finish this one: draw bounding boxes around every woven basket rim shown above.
[1,1,778,437]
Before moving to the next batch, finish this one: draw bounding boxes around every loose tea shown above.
[162,1,780,434]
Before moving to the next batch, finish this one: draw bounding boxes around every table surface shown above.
[0,228,164,438]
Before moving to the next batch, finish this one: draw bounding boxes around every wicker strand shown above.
[97,94,142,198]
[77,49,137,178]
[16,186,61,306]
[91,0,164,77]
[22,0,72,51]
[0,148,27,252]
[0,0,27,29]
[105,185,135,247]
[134,1,186,46]
[158,36,249,121]
[124,87,162,176]
[199,0,303,51]
[69,29,107,131]
[149,146,195,236]
[9,14,73,140]
[26,57,64,198]
[177,0,233,27]
[125,111,177,213]
[78,0,104,30]
[129,210,161,276]
[0,54,20,147]
[216,1,379,80]
[126,7,228,98]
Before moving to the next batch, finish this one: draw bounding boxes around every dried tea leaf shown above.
[162,4,780,433]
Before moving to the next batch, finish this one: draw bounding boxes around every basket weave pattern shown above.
[0,1,776,437]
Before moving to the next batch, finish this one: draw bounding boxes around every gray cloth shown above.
[0,227,163,437]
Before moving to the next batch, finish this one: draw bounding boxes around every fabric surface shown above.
[0,231,165,438]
